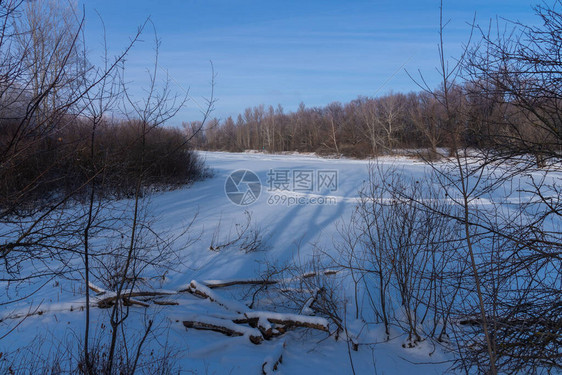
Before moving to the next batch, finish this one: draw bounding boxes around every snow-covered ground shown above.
[1,152,476,374]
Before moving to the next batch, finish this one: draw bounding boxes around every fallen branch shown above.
[182,315,263,344]
[300,288,322,315]
[262,340,286,374]
[203,279,278,289]
[202,270,339,289]
[122,297,150,308]
[301,269,339,279]
[181,280,248,313]
[88,282,106,295]
[95,292,176,308]
[235,311,330,333]
[88,284,176,308]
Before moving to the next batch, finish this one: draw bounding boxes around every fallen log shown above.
[182,315,263,344]
[234,311,330,333]
[89,283,176,308]
[253,315,275,339]
[262,340,286,374]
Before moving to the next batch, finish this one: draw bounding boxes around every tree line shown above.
[189,47,559,165]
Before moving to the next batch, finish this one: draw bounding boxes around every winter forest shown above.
[1,0,562,374]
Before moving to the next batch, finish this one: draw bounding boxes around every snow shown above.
[1,151,505,374]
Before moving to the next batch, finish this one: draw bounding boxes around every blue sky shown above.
[81,0,538,125]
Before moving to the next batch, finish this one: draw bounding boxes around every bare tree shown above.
[465,1,562,167]
[0,3,212,373]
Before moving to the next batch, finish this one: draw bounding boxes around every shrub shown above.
[0,118,204,209]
